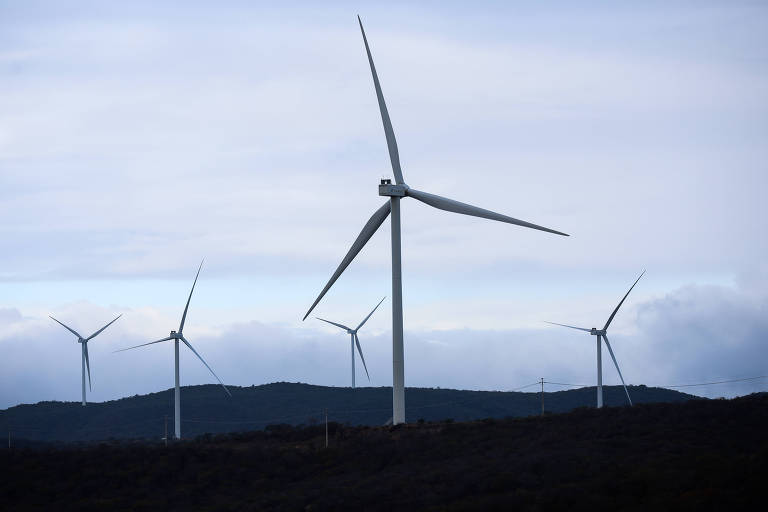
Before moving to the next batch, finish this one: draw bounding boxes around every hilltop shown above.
[1,382,696,442]
[0,393,764,511]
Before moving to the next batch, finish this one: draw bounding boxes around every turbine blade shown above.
[544,321,591,332]
[86,314,122,341]
[603,270,645,331]
[354,333,371,382]
[356,296,386,331]
[303,201,391,320]
[358,16,405,185]
[180,336,231,397]
[113,336,173,353]
[179,259,204,334]
[49,316,83,339]
[407,188,568,236]
[602,334,632,406]
[84,342,92,392]
[316,318,351,331]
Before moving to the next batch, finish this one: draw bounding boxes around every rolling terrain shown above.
[1,382,696,442]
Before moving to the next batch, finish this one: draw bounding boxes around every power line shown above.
[663,375,768,388]
[513,374,768,391]
[543,381,589,388]
[511,381,541,391]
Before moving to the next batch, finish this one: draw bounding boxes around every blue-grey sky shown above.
[1,1,767,408]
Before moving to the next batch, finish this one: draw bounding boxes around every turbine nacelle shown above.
[590,328,606,336]
[169,330,182,339]
[378,179,408,196]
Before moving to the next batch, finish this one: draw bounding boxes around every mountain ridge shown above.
[0,381,699,442]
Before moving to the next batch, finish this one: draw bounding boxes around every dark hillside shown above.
[0,394,764,511]
[0,382,696,442]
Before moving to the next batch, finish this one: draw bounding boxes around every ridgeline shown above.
[1,382,696,443]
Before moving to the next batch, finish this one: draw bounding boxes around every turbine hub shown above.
[590,328,606,336]
[378,179,408,197]
[170,330,181,339]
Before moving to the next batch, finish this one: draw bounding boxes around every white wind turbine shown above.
[49,314,122,406]
[546,271,645,408]
[115,261,230,439]
[303,17,569,425]
[316,297,386,388]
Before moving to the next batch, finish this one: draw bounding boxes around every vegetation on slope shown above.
[0,393,764,511]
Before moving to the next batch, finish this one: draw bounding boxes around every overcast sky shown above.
[1,1,766,409]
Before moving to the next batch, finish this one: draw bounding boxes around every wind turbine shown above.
[316,297,386,388]
[303,17,569,425]
[115,261,230,439]
[545,271,645,408]
[49,313,122,406]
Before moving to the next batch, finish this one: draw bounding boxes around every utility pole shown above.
[540,378,545,416]
[324,408,328,449]
[163,415,168,447]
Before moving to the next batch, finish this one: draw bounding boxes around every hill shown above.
[1,382,697,442]
[0,393,764,511]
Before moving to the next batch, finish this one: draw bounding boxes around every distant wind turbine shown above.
[545,271,645,408]
[316,297,386,388]
[50,314,122,406]
[115,261,230,439]
[303,17,569,425]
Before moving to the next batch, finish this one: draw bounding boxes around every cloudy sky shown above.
[1,1,766,409]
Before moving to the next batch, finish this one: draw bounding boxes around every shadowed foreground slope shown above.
[0,382,695,442]
[2,394,765,511]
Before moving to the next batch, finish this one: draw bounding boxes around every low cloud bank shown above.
[1,280,766,409]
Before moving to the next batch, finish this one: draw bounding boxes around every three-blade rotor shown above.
[544,272,645,406]
[315,297,385,382]
[114,260,230,397]
[303,18,568,321]
[50,314,122,391]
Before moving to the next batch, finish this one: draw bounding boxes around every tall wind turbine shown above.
[316,297,386,388]
[546,271,645,408]
[303,17,569,425]
[115,261,230,439]
[49,314,122,406]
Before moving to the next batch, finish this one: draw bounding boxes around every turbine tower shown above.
[316,297,386,388]
[546,271,645,408]
[50,313,122,406]
[115,261,230,439]
[303,17,569,425]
